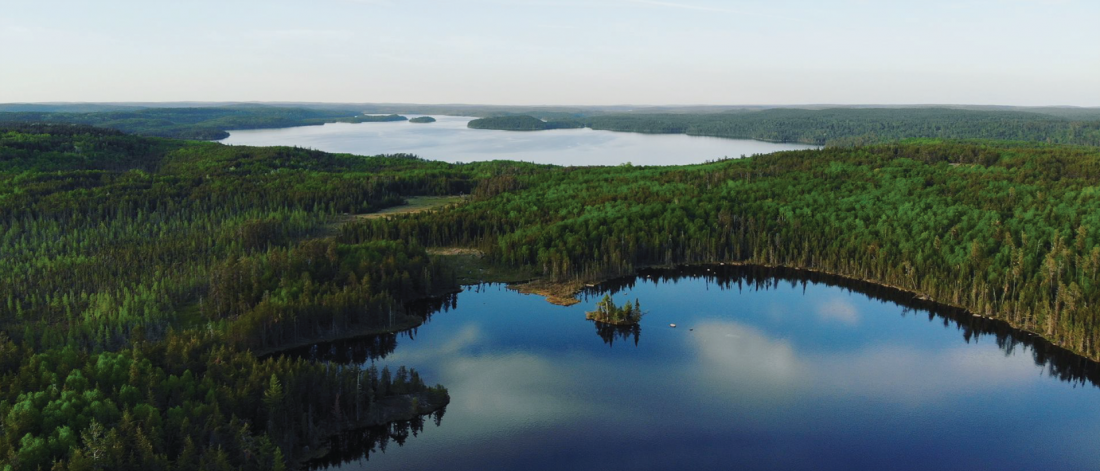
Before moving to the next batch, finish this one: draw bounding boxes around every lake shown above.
[283,266,1100,471]
[219,115,820,166]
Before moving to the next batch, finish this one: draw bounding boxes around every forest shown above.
[0,123,536,470]
[5,120,1100,469]
[467,108,1100,147]
[0,108,405,141]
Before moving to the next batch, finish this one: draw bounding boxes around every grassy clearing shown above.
[321,195,467,237]
[356,195,466,220]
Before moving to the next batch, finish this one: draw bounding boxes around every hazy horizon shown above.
[3,0,1099,106]
[4,101,1100,109]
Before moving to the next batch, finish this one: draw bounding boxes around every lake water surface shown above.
[287,266,1100,471]
[220,115,820,166]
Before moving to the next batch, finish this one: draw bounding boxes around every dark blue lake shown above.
[292,266,1100,470]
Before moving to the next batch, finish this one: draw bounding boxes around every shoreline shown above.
[257,257,1099,469]
[507,259,1100,365]
[585,314,641,327]
[294,390,450,469]
[262,257,1100,366]
[254,315,424,359]
[257,288,463,358]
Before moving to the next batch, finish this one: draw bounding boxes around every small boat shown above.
[669,323,677,328]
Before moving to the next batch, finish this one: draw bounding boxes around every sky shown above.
[1,0,1098,106]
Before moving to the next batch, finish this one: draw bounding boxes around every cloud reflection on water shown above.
[814,297,860,325]
[688,319,1040,408]
[341,271,1100,471]
[377,314,1046,457]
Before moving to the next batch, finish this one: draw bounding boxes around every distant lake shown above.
[281,266,1100,471]
[220,115,820,166]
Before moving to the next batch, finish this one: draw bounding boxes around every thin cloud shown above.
[622,0,805,21]
[244,29,356,42]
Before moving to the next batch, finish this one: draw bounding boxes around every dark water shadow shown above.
[593,321,641,347]
[305,408,447,470]
[280,264,1100,388]
[283,264,1100,469]
[580,264,1100,389]
[270,292,459,363]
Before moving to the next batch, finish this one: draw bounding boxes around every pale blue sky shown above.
[1,0,1097,106]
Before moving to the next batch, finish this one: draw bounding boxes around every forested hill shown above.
[0,107,406,140]
[467,108,1100,147]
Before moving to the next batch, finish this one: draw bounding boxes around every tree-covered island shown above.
[467,115,584,131]
[586,296,643,325]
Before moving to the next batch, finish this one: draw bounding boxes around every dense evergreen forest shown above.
[467,108,1100,147]
[6,119,1100,469]
[408,117,436,124]
[0,123,543,470]
[0,108,406,141]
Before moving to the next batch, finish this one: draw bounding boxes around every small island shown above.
[348,113,408,122]
[409,116,437,123]
[468,114,584,131]
[586,295,643,325]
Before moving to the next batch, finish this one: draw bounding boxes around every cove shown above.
[219,115,820,166]
[282,266,1100,470]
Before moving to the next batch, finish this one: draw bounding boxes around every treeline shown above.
[340,139,1100,362]
[466,108,1100,147]
[0,107,402,140]
[15,105,1097,147]
[593,264,1100,384]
